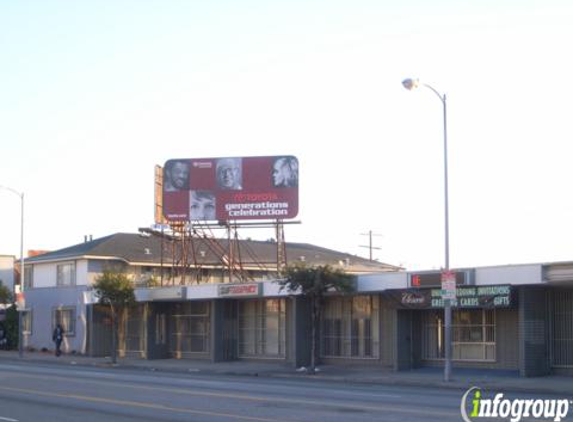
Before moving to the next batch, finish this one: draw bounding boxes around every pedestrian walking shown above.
[0,324,7,350]
[52,323,64,356]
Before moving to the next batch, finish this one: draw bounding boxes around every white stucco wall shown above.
[25,286,89,354]
[262,282,293,297]
[475,264,542,286]
[356,272,408,291]
[76,260,89,286]
[30,259,89,288]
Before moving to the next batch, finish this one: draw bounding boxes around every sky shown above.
[1,0,572,271]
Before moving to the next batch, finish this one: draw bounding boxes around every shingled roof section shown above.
[25,232,401,274]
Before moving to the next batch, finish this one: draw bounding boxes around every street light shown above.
[0,185,25,358]
[402,78,452,382]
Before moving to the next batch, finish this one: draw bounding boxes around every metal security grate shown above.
[238,299,286,358]
[321,296,380,359]
[170,302,211,355]
[552,289,573,368]
[123,304,146,356]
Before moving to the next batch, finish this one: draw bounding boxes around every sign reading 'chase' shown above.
[217,283,261,298]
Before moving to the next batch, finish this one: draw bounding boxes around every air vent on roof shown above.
[299,256,305,262]
[144,248,151,255]
[199,250,206,258]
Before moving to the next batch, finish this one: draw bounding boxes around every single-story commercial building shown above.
[21,233,573,377]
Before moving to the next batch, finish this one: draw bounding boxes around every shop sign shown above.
[387,285,513,309]
[441,270,457,300]
[218,283,261,298]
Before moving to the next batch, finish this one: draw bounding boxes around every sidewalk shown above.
[1,350,571,396]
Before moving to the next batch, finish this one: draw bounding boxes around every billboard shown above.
[162,155,299,222]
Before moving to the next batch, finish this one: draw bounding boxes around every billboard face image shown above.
[162,156,299,221]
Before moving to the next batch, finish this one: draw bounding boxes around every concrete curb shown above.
[1,353,571,396]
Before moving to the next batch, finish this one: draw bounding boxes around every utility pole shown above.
[359,231,382,261]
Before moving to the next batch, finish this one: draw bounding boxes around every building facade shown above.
[22,232,398,365]
[21,233,573,377]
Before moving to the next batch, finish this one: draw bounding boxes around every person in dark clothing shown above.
[0,324,6,350]
[52,323,64,356]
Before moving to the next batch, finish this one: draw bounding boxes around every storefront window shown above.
[170,302,210,355]
[321,296,379,359]
[238,299,286,358]
[122,304,146,354]
[422,309,496,361]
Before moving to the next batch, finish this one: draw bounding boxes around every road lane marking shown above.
[7,374,416,416]
[0,385,305,422]
[336,390,401,399]
[0,378,456,419]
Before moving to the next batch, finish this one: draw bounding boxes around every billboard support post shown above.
[276,220,287,274]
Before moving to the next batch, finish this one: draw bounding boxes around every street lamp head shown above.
[402,78,419,91]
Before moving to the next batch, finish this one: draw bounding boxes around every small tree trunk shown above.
[111,306,117,364]
[309,298,318,374]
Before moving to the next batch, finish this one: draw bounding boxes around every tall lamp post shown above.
[0,185,25,358]
[402,78,452,382]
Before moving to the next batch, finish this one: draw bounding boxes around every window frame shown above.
[422,309,496,362]
[23,266,33,289]
[238,299,286,358]
[321,295,380,359]
[56,262,76,287]
[52,306,76,337]
[21,309,33,335]
[170,302,211,355]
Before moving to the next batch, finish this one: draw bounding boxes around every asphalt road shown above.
[0,362,568,422]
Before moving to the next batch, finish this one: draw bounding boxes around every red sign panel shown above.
[218,283,261,297]
[441,270,457,300]
[162,156,299,221]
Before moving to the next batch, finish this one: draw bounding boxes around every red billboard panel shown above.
[162,156,299,222]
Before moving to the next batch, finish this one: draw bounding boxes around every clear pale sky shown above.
[1,1,572,270]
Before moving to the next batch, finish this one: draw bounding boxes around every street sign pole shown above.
[441,270,456,381]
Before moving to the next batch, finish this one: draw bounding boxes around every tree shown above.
[92,269,136,364]
[0,282,15,349]
[4,306,19,349]
[0,282,12,305]
[277,264,354,374]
